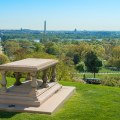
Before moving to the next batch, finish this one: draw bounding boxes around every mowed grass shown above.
[79,73,120,79]
[0,78,120,120]
[99,67,120,73]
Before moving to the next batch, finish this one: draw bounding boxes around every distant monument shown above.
[74,28,77,33]
[44,20,46,34]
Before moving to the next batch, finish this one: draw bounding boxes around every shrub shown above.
[57,61,77,81]
[0,53,9,65]
[101,76,120,87]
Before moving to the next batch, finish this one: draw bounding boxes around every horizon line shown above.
[0,28,120,32]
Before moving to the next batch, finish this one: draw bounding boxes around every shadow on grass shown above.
[0,111,19,118]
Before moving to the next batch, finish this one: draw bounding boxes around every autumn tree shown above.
[0,53,9,65]
[3,40,20,58]
[108,46,120,67]
[19,40,34,53]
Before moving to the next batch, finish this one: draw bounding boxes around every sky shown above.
[0,0,120,31]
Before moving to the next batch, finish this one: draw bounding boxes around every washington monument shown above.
[44,20,46,34]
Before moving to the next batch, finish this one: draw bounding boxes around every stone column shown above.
[30,72,38,95]
[41,69,49,88]
[26,73,31,81]
[30,72,38,88]
[50,65,57,82]
[0,71,7,92]
[13,72,22,86]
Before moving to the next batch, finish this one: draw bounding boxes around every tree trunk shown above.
[94,72,95,78]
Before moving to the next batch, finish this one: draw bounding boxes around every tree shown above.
[108,46,120,67]
[3,40,20,58]
[76,62,85,72]
[19,40,34,53]
[33,43,44,52]
[84,51,102,78]
[45,42,59,55]
[14,48,28,60]
[112,46,120,59]
[0,54,9,65]
[73,53,80,65]
[92,45,105,59]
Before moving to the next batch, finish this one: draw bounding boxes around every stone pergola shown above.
[0,58,75,114]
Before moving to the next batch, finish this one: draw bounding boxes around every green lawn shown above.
[79,73,120,79]
[99,67,120,73]
[0,78,120,120]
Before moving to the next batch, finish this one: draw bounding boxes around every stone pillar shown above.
[30,72,38,88]
[0,71,7,92]
[30,72,38,95]
[13,72,22,86]
[41,69,49,88]
[50,65,57,82]
[26,73,31,81]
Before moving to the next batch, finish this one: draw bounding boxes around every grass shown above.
[99,67,120,73]
[0,78,120,120]
[79,73,120,79]
[78,67,120,80]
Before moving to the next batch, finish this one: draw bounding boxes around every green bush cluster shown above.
[101,76,120,87]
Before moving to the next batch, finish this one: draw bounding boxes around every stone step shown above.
[38,83,62,105]
[0,99,40,107]
[0,83,62,107]
[0,86,76,114]
[0,83,62,101]
[36,82,58,97]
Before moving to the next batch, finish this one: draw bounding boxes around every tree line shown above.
[0,38,120,80]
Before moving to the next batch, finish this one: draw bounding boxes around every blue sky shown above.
[0,0,120,30]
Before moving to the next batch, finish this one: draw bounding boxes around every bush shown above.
[57,61,77,81]
[101,76,120,87]
[0,53,9,65]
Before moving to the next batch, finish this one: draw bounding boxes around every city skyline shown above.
[0,0,120,31]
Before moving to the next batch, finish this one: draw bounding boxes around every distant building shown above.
[44,20,46,34]
[34,39,40,43]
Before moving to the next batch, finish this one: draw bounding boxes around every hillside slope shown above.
[0,78,120,120]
